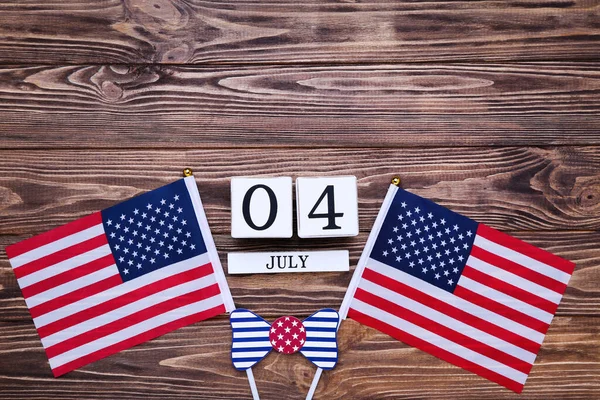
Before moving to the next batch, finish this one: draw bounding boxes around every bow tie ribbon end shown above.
[230,308,339,371]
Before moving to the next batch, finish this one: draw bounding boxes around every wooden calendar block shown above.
[227,250,350,274]
[231,177,293,238]
[296,176,359,238]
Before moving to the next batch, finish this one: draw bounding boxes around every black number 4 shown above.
[308,185,344,230]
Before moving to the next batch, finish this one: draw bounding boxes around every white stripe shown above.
[231,312,260,320]
[233,331,270,339]
[303,341,337,348]
[367,259,544,344]
[458,276,553,324]
[232,321,270,329]
[474,235,570,284]
[234,361,255,369]
[358,279,537,364]
[40,274,217,348]
[300,351,337,358]
[303,321,337,329]
[18,244,112,289]
[232,341,272,349]
[232,351,269,359]
[313,361,335,369]
[468,255,562,304]
[10,224,105,269]
[32,253,211,328]
[350,298,527,385]
[25,265,120,309]
[309,312,339,319]
[48,294,223,369]
[306,331,336,339]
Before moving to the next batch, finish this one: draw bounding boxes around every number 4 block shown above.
[296,176,359,238]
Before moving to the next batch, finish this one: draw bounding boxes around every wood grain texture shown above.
[1,0,599,398]
[0,64,600,148]
[0,0,599,65]
[0,147,598,235]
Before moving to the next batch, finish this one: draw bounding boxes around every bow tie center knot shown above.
[269,316,306,354]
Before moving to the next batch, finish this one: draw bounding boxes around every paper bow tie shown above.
[230,308,339,371]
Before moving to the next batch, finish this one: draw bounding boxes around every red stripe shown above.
[13,234,108,279]
[471,245,567,295]
[21,254,116,299]
[454,285,550,335]
[29,275,122,319]
[45,283,221,359]
[348,308,525,393]
[354,288,533,375]
[6,213,103,259]
[37,262,215,339]
[51,303,225,377]
[477,224,575,275]
[462,265,558,315]
[361,267,541,355]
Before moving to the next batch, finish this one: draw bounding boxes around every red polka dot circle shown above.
[269,316,306,354]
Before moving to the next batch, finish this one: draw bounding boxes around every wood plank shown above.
[0,1,598,64]
[0,315,597,399]
[3,111,599,148]
[0,64,599,147]
[0,147,598,235]
[1,229,597,321]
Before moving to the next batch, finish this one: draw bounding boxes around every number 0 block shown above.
[231,177,293,238]
[296,176,359,238]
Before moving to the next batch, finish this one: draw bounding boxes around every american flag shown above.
[5,177,234,377]
[340,185,575,393]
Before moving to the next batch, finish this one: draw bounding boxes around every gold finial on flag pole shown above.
[183,168,193,177]
[391,176,401,186]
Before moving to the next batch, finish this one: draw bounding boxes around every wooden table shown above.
[0,1,599,399]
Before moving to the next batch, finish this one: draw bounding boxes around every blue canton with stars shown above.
[370,188,479,293]
[100,179,207,282]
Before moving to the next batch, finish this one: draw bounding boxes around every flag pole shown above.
[305,367,322,400]
[305,178,401,400]
[185,168,258,398]
[339,179,400,320]
[246,368,260,400]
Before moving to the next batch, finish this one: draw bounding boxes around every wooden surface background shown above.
[0,0,599,398]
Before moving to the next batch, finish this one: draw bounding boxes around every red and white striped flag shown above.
[340,184,575,393]
[6,177,234,377]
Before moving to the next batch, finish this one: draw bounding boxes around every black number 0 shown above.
[308,185,344,230]
[242,184,278,230]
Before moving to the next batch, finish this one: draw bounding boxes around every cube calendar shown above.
[296,176,359,238]
[231,177,293,238]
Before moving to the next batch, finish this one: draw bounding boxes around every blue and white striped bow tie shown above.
[230,308,339,370]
